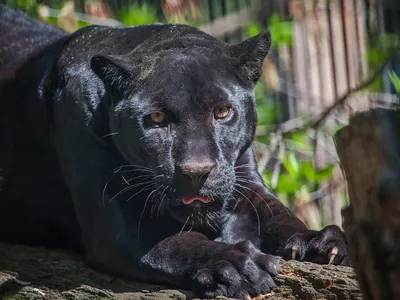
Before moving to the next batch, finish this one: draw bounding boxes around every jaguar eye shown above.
[214,106,231,119]
[150,112,165,123]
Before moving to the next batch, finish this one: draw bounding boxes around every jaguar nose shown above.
[180,162,215,185]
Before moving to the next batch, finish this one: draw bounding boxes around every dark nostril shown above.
[181,163,215,183]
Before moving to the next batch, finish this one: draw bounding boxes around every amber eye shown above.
[214,106,231,119]
[150,112,165,123]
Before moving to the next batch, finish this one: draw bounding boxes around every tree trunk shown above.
[335,108,400,300]
[0,242,360,300]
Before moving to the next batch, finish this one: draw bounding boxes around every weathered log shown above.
[335,108,400,300]
[0,242,360,300]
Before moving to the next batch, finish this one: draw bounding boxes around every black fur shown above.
[0,5,350,299]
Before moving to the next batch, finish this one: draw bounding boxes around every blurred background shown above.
[2,0,400,230]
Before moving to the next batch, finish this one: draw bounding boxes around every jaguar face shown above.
[90,25,271,225]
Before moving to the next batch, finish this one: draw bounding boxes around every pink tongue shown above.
[182,196,212,205]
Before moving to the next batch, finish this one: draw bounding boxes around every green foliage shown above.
[256,103,277,126]
[366,33,400,92]
[342,191,349,206]
[258,128,336,216]
[247,9,331,210]
[43,16,92,31]
[287,130,314,153]
[388,69,400,95]
[118,3,158,26]
[14,0,36,10]
[4,0,39,17]
[247,13,293,48]
[263,148,334,206]
[255,83,277,126]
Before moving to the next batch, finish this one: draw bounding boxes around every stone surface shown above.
[0,243,361,300]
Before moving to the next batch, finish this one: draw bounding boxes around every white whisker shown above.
[179,214,191,236]
[121,174,129,186]
[109,180,153,203]
[156,185,170,218]
[235,181,274,218]
[138,185,163,240]
[100,132,119,140]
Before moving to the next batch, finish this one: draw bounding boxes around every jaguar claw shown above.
[291,246,298,260]
[328,247,338,264]
[244,292,252,300]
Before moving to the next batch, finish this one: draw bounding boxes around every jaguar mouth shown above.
[182,196,212,205]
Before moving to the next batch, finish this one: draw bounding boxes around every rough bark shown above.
[335,108,400,300]
[0,242,360,300]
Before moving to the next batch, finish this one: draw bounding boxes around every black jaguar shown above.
[0,5,349,299]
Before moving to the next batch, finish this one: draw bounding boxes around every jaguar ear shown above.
[90,55,133,99]
[230,29,272,86]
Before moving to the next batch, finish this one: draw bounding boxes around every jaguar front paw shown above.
[191,241,282,299]
[282,225,351,266]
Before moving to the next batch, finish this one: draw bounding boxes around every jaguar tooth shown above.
[328,247,338,264]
